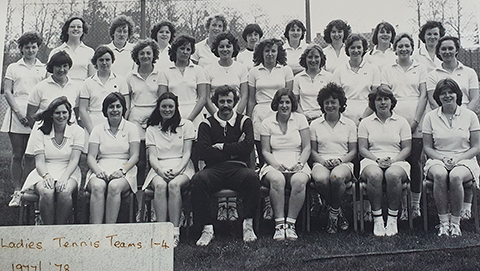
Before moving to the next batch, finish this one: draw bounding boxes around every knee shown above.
[90,180,107,195]
[38,188,54,201]
[107,182,123,196]
[291,175,308,192]
[385,169,404,185]
[266,172,286,189]
[153,180,167,192]
[330,173,347,187]
[363,168,383,185]
[167,181,181,193]
[57,190,74,202]
[448,172,464,187]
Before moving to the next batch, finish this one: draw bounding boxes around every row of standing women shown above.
[3,14,479,243]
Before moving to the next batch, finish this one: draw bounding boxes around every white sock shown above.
[462,202,472,212]
[275,218,284,226]
[372,209,383,223]
[174,227,180,235]
[387,209,398,223]
[203,224,214,233]
[412,192,421,208]
[243,218,253,228]
[438,214,449,225]
[286,217,296,226]
[451,215,461,226]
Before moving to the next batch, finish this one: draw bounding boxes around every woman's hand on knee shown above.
[43,175,55,190]
[55,177,68,192]
[96,171,109,182]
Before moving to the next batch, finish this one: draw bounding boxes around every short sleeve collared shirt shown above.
[80,72,128,112]
[248,64,294,104]
[310,115,357,160]
[28,76,81,111]
[145,119,195,160]
[332,60,380,101]
[106,42,136,77]
[358,112,412,158]
[49,42,94,81]
[191,39,219,68]
[422,106,480,157]
[293,69,333,113]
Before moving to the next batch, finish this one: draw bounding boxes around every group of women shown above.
[3,14,479,244]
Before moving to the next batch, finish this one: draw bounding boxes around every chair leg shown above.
[422,180,428,232]
[19,200,25,225]
[306,187,311,232]
[472,184,479,233]
[146,199,152,222]
[140,191,146,223]
[359,183,365,233]
[129,193,135,223]
[352,183,358,232]
[407,184,413,230]
[254,196,262,234]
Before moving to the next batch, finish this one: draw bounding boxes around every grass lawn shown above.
[1,131,480,270]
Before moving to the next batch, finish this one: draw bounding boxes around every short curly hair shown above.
[317,82,347,114]
[205,15,228,31]
[169,35,196,62]
[17,32,43,51]
[345,34,368,57]
[211,85,239,108]
[283,19,306,42]
[372,22,396,45]
[435,36,460,61]
[393,33,414,52]
[60,17,88,43]
[271,88,298,112]
[368,87,397,113]
[91,45,115,67]
[109,15,134,40]
[323,19,351,44]
[419,21,446,44]
[299,44,326,70]
[433,78,462,106]
[131,39,160,66]
[242,24,263,42]
[46,51,72,73]
[211,32,240,58]
[150,21,176,44]
[253,38,287,66]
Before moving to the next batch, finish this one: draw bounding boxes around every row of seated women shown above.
[21,76,479,249]
[4,15,479,245]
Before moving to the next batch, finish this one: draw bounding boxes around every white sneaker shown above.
[243,223,257,242]
[8,191,22,207]
[196,229,214,246]
[285,223,298,241]
[373,219,385,237]
[399,208,408,221]
[173,234,180,248]
[436,223,450,237]
[450,224,462,237]
[460,209,471,220]
[385,218,398,236]
[412,206,421,219]
[273,224,285,241]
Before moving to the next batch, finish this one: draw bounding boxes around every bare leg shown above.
[429,165,449,215]
[35,180,55,225]
[168,175,190,227]
[87,177,107,224]
[362,165,384,211]
[287,173,309,219]
[264,170,286,219]
[105,178,131,223]
[151,176,167,222]
[55,178,78,224]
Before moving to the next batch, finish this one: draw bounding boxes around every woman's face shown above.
[374,95,392,114]
[306,48,321,71]
[52,63,70,80]
[438,40,457,62]
[113,25,129,46]
[217,39,234,60]
[21,42,39,60]
[68,19,84,40]
[348,40,364,60]
[278,95,292,116]
[107,100,123,121]
[96,52,112,72]
[176,42,192,63]
[288,24,303,43]
[53,104,69,126]
[323,96,340,115]
[263,44,278,66]
[438,88,457,106]
[377,27,393,45]
[156,26,172,46]
[424,27,440,48]
[159,99,176,120]
[208,19,224,40]
[395,38,413,59]
[246,31,260,48]
[330,26,344,43]
[138,45,154,66]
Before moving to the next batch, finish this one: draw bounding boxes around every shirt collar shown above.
[214,111,237,127]
[346,59,366,70]
[46,75,74,86]
[258,63,282,71]
[49,124,74,139]
[59,42,88,50]
[435,106,462,117]
[108,41,133,52]
[435,61,466,72]
[91,72,117,83]
[370,45,393,55]
[103,117,126,131]
[285,40,307,50]
[372,111,399,122]
[169,62,195,69]
[318,114,347,125]
[17,58,43,67]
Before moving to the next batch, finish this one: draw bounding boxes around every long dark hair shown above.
[147,92,181,133]
[37,96,73,135]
